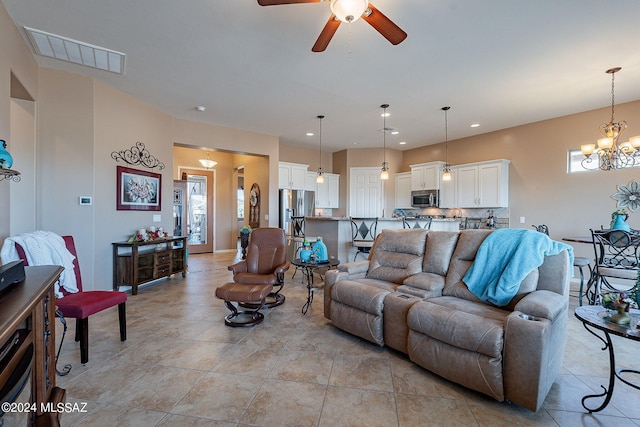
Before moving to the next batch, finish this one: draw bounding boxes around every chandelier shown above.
[380,104,389,180]
[580,67,640,171]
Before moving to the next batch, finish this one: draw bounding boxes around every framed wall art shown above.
[116,166,161,211]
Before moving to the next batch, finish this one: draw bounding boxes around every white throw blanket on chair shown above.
[0,230,78,298]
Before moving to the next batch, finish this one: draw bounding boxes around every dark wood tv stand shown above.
[112,236,187,295]
[0,265,65,426]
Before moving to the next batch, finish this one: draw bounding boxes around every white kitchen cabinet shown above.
[455,160,510,207]
[410,161,445,191]
[395,172,412,208]
[279,162,308,190]
[439,168,457,208]
[306,171,317,192]
[315,173,340,208]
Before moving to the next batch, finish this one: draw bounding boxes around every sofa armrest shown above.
[503,290,569,411]
[337,260,370,275]
[228,261,248,274]
[513,289,568,321]
[323,266,368,320]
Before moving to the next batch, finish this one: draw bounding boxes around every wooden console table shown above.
[0,265,65,426]
[112,236,187,295]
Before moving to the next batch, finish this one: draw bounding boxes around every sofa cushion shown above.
[331,279,392,314]
[443,229,493,302]
[401,272,445,297]
[407,297,508,401]
[366,229,427,284]
[422,231,460,276]
[330,279,391,346]
[408,298,508,357]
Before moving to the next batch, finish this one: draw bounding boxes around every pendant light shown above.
[441,106,452,182]
[380,104,389,180]
[316,115,325,183]
[199,152,217,169]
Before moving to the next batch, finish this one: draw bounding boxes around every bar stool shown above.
[291,216,317,281]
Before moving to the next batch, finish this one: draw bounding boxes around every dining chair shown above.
[533,224,593,305]
[403,217,432,230]
[350,217,378,261]
[464,217,483,229]
[589,228,640,305]
[16,235,127,364]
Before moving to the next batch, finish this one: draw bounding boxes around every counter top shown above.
[306,216,460,222]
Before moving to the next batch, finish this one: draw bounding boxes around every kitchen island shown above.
[304,217,460,263]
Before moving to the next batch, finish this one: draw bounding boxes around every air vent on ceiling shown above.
[24,26,125,75]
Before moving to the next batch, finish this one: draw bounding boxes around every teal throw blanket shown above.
[463,229,573,306]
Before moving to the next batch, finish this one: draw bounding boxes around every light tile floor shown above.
[55,251,640,427]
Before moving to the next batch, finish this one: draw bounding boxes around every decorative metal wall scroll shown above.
[111,141,165,170]
[0,169,21,182]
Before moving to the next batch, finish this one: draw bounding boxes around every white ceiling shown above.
[3,0,640,153]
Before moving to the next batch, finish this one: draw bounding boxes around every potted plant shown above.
[610,208,631,231]
[239,225,251,259]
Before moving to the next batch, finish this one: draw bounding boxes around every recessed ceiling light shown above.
[352,142,359,145]
[391,131,399,135]
[306,132,314,136]
[196,106,206,112]
[380,112,390,117]
[399,141,407,145]
[470,123,480,128]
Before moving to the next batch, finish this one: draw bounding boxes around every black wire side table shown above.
[574,305,640,413]
[291,258,339,315]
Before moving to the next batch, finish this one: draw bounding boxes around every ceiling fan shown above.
[257,0,407,52]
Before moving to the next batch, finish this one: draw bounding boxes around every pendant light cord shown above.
[442,106,451,165]
[318,115,323,170]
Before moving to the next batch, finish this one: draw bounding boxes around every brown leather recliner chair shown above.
[216,228,290,326]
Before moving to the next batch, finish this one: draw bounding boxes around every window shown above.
[568,149,640,173]
[567,149,590,173]
[237,188,244,220]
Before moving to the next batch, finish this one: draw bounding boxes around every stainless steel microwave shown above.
[411,190,439,208]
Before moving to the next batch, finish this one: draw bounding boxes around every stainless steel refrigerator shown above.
[279,189,315,234]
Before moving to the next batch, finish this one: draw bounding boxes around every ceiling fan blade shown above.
[257,0,321,5]
[362,4,407,45]
[312,15,341,52]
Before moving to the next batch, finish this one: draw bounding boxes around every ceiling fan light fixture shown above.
[330,0,369,23]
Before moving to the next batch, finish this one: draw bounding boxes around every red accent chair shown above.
[16,235,127,364]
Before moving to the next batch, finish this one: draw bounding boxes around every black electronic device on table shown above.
[0,260,26,293]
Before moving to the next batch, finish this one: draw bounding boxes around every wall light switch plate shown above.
[264,214,269,221]
[153,214,161,222]
[79,196,92,205]
[519,216,526,224]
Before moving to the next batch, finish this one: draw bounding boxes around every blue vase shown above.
[0,140,13,169]
[611,213,631,232]
[300,248,312,262]
[312,237,328,262]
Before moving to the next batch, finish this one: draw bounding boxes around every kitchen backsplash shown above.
[398,207,511,229]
